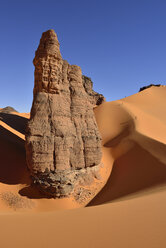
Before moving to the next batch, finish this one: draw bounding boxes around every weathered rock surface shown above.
[25,30,104,197]
[82,76,105,106]
[0,106,18,113]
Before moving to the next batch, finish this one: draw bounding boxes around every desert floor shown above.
[0,86,166,247]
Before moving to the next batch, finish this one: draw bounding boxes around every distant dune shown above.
[0,86,166,247]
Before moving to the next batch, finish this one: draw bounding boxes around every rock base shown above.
[31,163,102,197]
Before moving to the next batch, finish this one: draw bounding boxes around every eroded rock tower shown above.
[25,30,104,197]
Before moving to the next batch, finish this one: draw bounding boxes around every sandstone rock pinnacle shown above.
[25,30,104,197]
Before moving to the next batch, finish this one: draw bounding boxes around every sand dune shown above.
[89,86,166,205]
[0,86,166,247]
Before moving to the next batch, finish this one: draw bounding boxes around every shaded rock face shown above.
[139,84,161,92]
[82,76,105,106]
[25,30,103,197]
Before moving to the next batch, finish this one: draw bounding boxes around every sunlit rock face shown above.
[25,30,104,197]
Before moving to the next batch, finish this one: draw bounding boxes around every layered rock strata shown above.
[25,30,104,197]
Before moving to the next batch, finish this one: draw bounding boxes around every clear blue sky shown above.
[0,0,166,112]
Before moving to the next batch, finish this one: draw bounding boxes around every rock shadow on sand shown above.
[0,112,28,134]
[19,186,53,199]
[0,125,29,184]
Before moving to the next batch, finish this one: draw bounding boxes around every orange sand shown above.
[0,86,166,247]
